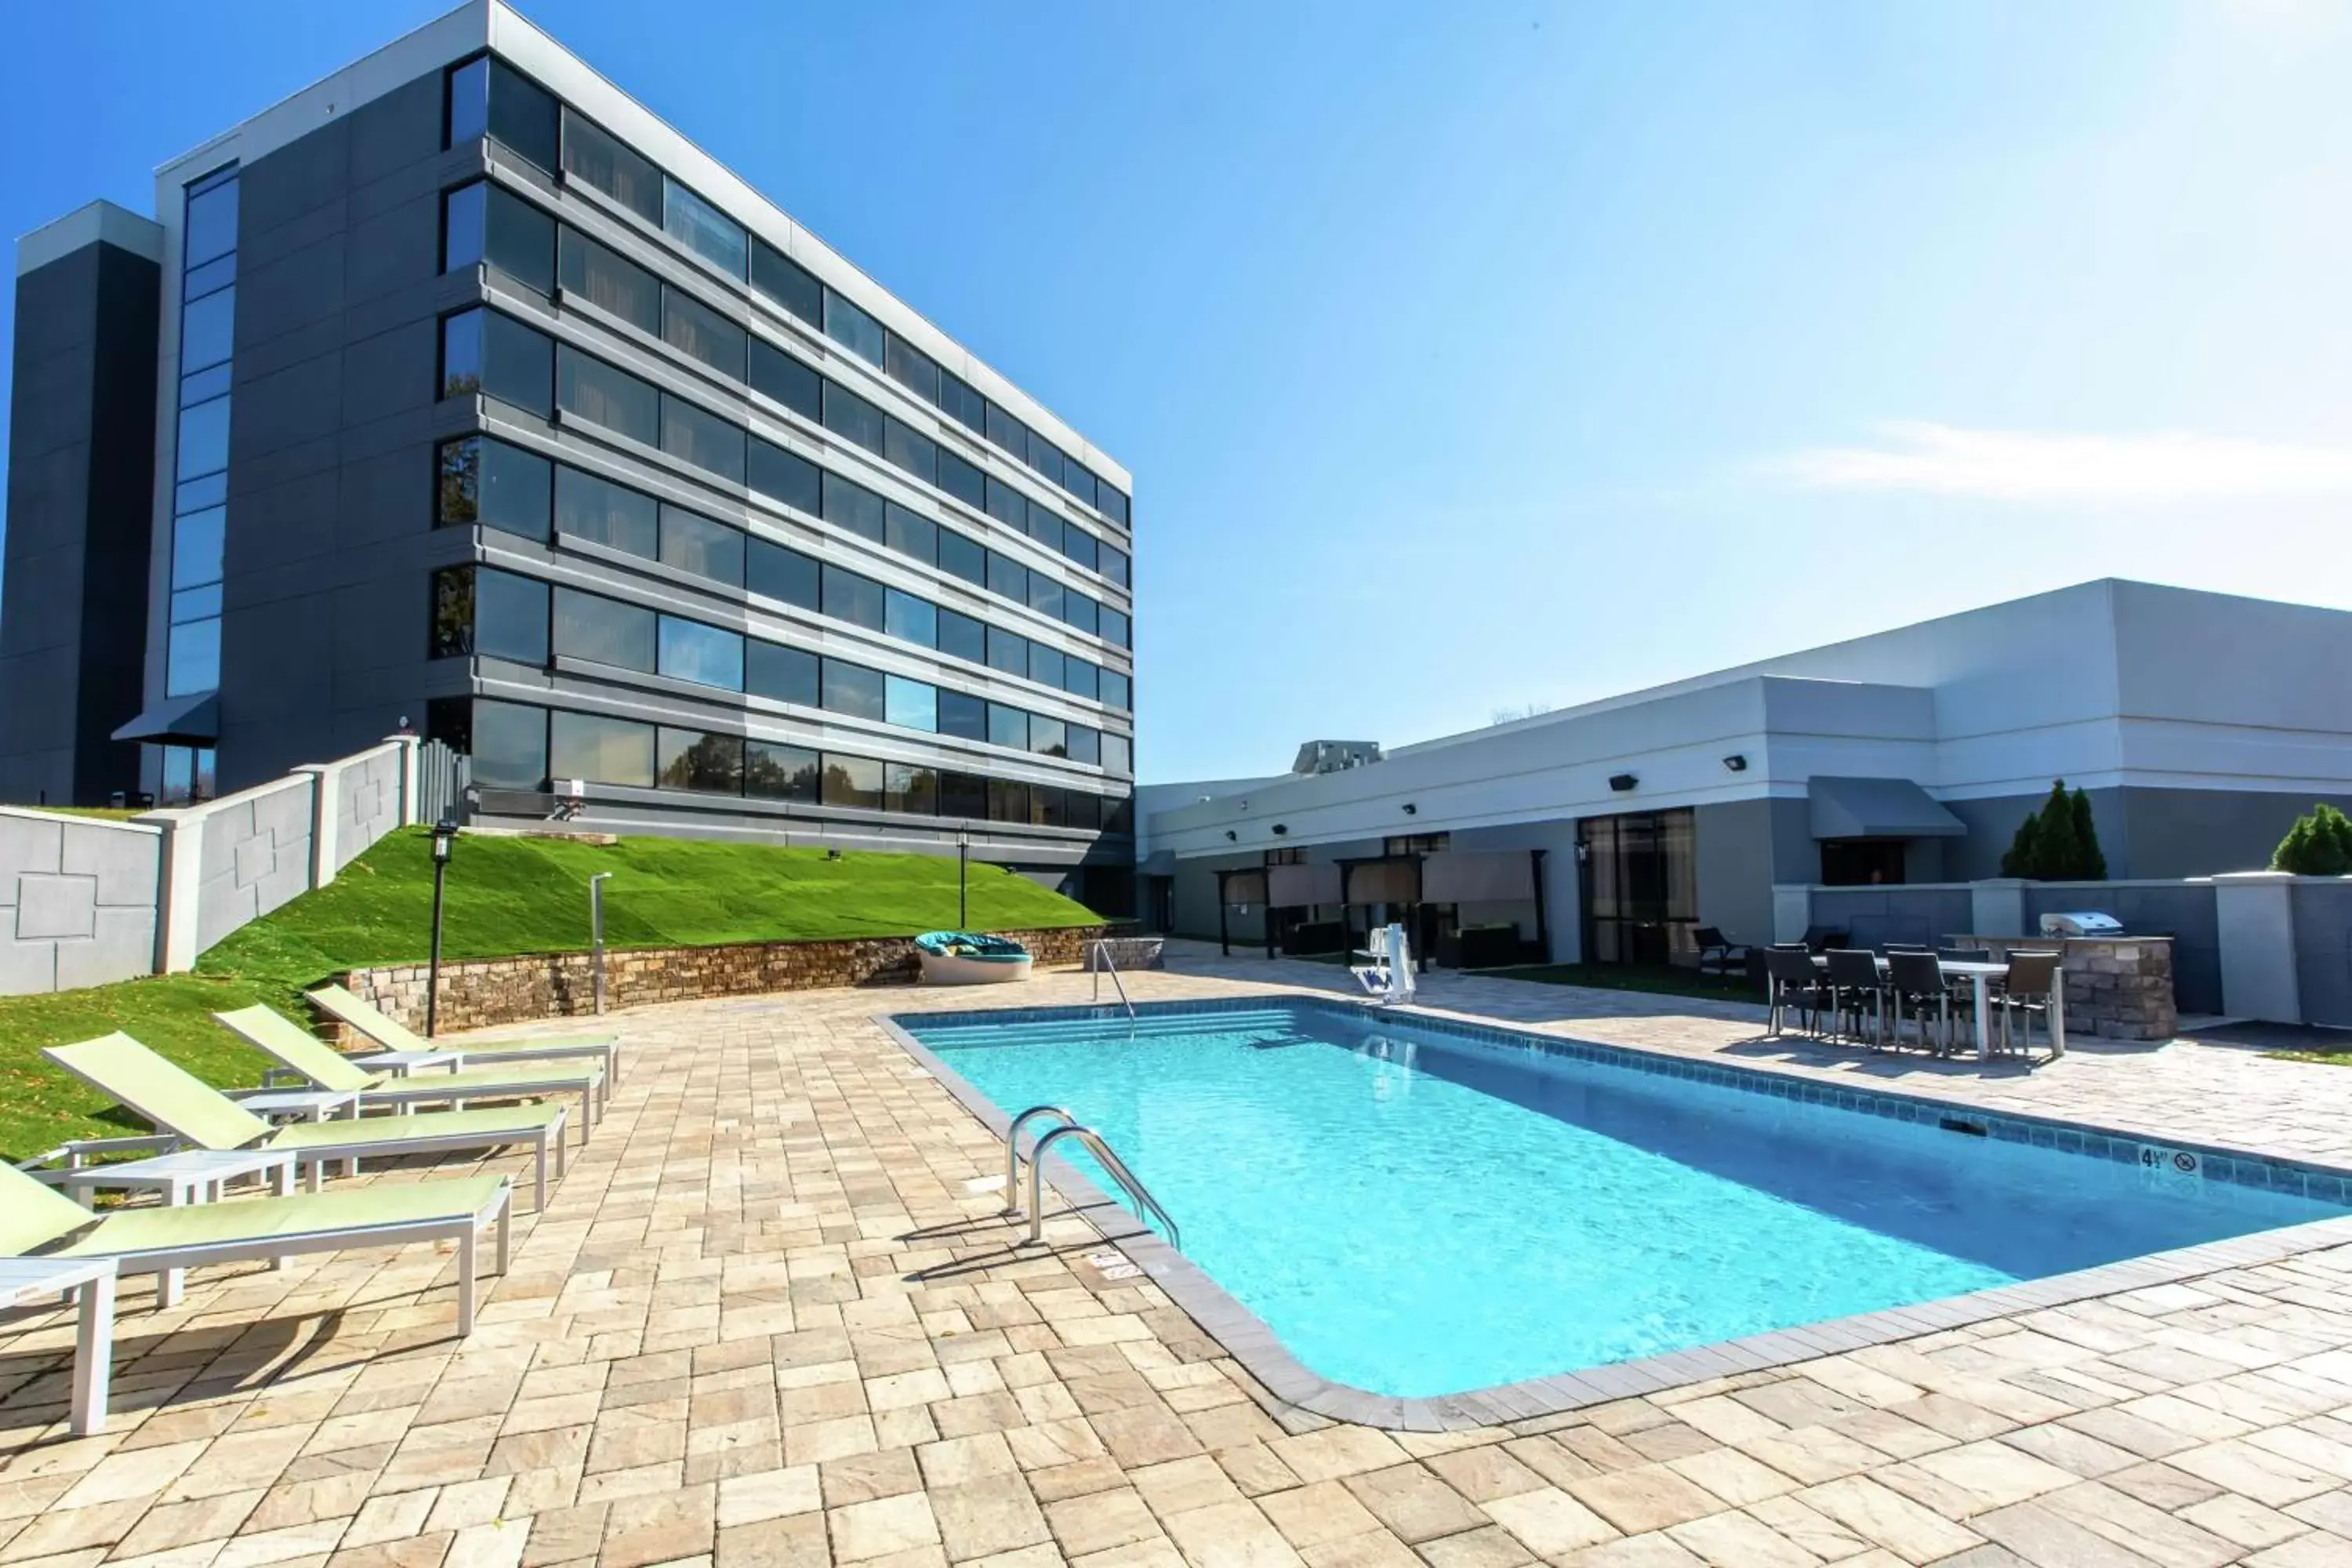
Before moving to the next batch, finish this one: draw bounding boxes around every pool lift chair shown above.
[1350,922,1418,1006]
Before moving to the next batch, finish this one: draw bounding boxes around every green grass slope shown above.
[0,827,1099,1159]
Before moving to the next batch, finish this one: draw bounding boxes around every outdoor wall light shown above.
[1225,829,1238,841]
[1403,803,1418,815]
[1272,824,1289,836]
[1608,773,1639,793]
[1723,754,1748,772]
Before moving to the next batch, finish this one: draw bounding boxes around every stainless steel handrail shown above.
[1001,1104,1076,1216]
[1090,939,1136,1021]
[1025,1123,1181,1250]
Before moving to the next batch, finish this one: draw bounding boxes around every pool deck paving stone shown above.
[11,944,2352,1567]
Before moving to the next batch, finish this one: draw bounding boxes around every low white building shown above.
[1138,579,2352,966]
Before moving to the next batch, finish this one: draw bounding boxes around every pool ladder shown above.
[1089,939,1136,1022]
[1002,1105,1181,1251]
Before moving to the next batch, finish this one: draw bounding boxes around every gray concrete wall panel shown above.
[0,811,162,993]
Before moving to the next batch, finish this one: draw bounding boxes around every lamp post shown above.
[426,818,460,1037]
[957,829,969,930]
[589,872,612,1014]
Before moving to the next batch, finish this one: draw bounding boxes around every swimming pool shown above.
[898,1000,2352,1402]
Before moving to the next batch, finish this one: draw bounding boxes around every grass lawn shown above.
[0,826,1099,1159]
[1481,960,1762,1004]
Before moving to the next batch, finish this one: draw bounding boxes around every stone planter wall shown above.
[338,924,1108,1034]
[1955,934,2176,1042]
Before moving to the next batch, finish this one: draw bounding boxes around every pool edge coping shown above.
[874,994,2352,1433]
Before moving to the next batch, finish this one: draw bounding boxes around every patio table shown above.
[38,1148,298,1308]
[1812,955,2063,1060]
[0,1257,118,1436]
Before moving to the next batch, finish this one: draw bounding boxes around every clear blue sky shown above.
[5,1,2350,782]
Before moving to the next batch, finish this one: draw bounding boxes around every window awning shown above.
[1808,775,1965,840]
[111,691,218,745]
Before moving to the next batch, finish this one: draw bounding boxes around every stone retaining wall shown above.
[339,924,1109,1033]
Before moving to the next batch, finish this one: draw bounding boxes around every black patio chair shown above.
[1886,950,1954,1054]
[1994,950,2065,1060]
[1694,927,1750,977]
[1823,948,1888,1049]
[1764,948,1828,1038]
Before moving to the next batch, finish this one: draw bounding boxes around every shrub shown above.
[2272,803,2352,876]
[2000,779,2107,880]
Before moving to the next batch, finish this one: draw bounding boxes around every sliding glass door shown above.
[1579,808,1697,964]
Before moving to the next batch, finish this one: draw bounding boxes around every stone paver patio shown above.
[10,946,2352,1568]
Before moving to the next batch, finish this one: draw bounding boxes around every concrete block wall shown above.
[191,773,318,955]
[0,809,162,993]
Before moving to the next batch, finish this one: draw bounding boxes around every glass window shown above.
[1102,733,1133,775]
[1027,643,1065,691]
[822,659,884,720]
[1061,526,1098,575]
[664,178,748,279]
[938,608,985,666]
[166,619,220,697]
[1026,572,1064,622]
[479,567,550,664]
[184,176,238,267]
[659,729,745,794]
[938,691,986,742]
[658,617,744,690]
[1100,605,1131,648]
[1064,790,1101,830]
[561,108,662,224]
[883,418,936,485]
[750,238,821,325]
[182,287,234,371]
[939,770,987,819]
[885,675,937,732]
[821,564,884,630]
[938,449,985,511]
[484,310,554,415]
[1098,668,1130,711]
[884,503,935,565]
[822,472,884,543]
[988,777,1029,824]
[445,57,488,148]
[183,253,235,303]
[985,477,1022,531]
[474,699,548,789]
[1100,486,1130,528]
[1063,591,1099,637]
[884,335,939,403]
[664,287,745,377]
[986,626,1028,677]
[1098,543,1128,589]
[1029,715,1068,758]
[985,551,1025,602]
[986,402,1027,461]
[1061,656,1098,703]
[823,288,884,365]
[886,764,937,815]
[822,754,884,811]
[1062,463,1098,510]
[552,587,655,670]
[172,508,224,590]
[488,60,560,173]
[1027,432,1066,488]
[550,710,654,786]
[440,310,481,398]
[749,437,821,514]
[746,740,819,801]
[558,345,658,444]
[746,538,818,610]
[749,339,820,419]
[1067,725,1101,767]
[822,383,883,454]
[1036,786,1068,828]
[180,362,230,404]
[939,530,985,588]
[176,473,226,514]
[429,565,474,658]
[659,506,744,586]
[486,185,555,293]
[746,640,819,706]
[176,396,230,480]
[555,466,657,557]
[940,373,986,433]
[884,589,936,648]
[1025,499,1064,555]
[481,437,552,540]
[558,230,659,334]
[988,702,1029,751]
[662,394,745,482]
[170,584,220,625]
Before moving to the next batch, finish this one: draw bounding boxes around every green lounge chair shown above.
[3,1160,509,1434]
[307,983,623,1084]
[215,1004,605,1137]
[41,1034,568,1211]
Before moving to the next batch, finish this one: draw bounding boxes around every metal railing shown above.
[1002,1105,1180,1250]
[1090,938,1136,1021]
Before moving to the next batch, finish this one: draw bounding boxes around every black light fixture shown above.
[1403,803,1418,815]
[425,818,461,1037]
[1225,829,1238,841]
[1722,754,1748,772]
[1272,823,1289,836]
[956,827,970,929]
[1608,773,1639,793]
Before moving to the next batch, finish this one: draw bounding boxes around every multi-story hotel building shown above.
[0,0,1138,909]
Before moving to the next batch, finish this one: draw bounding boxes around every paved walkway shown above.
[9,953,2352,1568]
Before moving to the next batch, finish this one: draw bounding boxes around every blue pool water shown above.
[905,1004,2351,1397]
